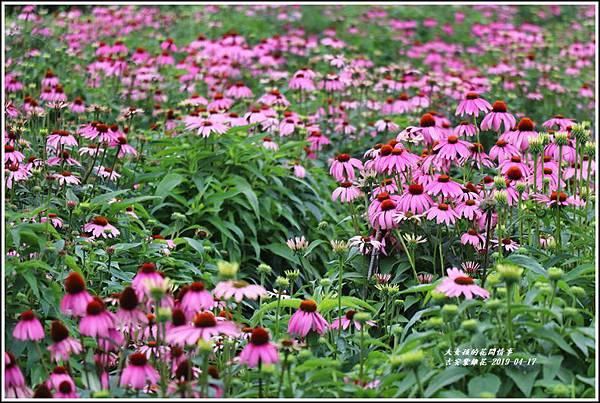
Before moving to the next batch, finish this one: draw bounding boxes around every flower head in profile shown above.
[83,216,120,239]
[286,236,308,251]
[455,92,492,117]
[435,268,489,299]
[120,352,160,390]
[213,280,267,302]
[239,327,279,368]
[288,299,328,337]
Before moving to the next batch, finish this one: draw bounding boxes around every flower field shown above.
[3,4,598,399]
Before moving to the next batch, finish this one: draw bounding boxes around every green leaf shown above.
[468,374,501,397]
[424,367,470,397]
[262,243,299,264]
[250,298,302,325]
[505,367,540,397]
[183,237,204,255]
[531,328,578,356]
[317,296,376,314]
[155,173,184,197]
[303,239,327,257]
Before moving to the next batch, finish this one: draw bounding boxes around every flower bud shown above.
[257,263,272,275]
[584,141,595,156]
[494,190,508,205]
[496,287,507,297]
[197,339,213,353]
[570,286,585,298]
[391,349,424,369]
[554,132,569,146]
[285,269,300,280]
[461,319,478,332]
[317,221,329,230]
[493,176,507,190]
[275,276,289,289]
[92,390,111,398]
[486,272,500,286]
[217,261,239,279]
[485,298,502,310]
[539,133,551,146]
[441,304,458,317]
[320,278,332,287]
[548,267,564,281]
[528,137,544,155]
[171,212,186,221]
[426,317,443,329]
[157,307,171,323]
[515,182,527,193]
[496,262,523,285]
[562,307,579,318]
[548,384,570,398]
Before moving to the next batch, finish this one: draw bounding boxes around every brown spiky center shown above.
[58,381,72,394]
[250,327,270,345]
[65,272,86,294]
[380,199,397,211]
[140,262,156,273]
[517,118,534,132]
[454,276,474,285]
[345,309,357,320]
[119,286,139,310]
[190,282,205,292]
[92,216,108,226]
[408,184,424,195]
[193,311,217,328]
[438,203,449,211]
[51,320,69,343]
[337,153,351,162]
[86,298,105,315]
[506,166,523,181]
[129,352,148,366]
[550,191,568,202]
[492,100,507,113]
[447,135,458,144]
[300,299,318,313]
[420,113,435,127]
[438,175,450,183]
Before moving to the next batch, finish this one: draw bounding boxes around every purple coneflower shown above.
[60,272,93,316]
[435,268,489,299]
[120,352,160,390]
[239,327,279,368]
[288,299,328,337]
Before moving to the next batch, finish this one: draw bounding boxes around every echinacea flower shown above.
[166,311,240,346]
[460,229,484,248]
[426,203,460,226]
[83,216,120,239]
[79,297,116,338]
[48,320,82,362]
[481,100,516,132]
[12,310,44,341]
[286,236,308,251]
[397,184,434,214]
[288,299,328,337]
[331,181,362,203]
[60,272,93,316]
[49,366,75,391]
[330,310,376,331]
[213,280,267,303]
[425,175,463,198]
[132,262,164,300]
[330,153,363,181]
[116,286,148,331]
[455,92,492,117]
[120,352,160,390]
[54,381,79,398]
[239,327,279,368]
[5,352,30,397]
[434,135,472,161]
[435,268,489,299]
[180,282,215,317]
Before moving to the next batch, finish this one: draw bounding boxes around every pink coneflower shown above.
[288,300,328,337]
[70,97,86,114]
[374,119,399,133]
[348,235,383,255]
[375,144,419,174]
[48,320,82,362]
[116,135,137,157]
[227,81,253,99]
[49,366,75,391]
[60,272,93,316]
[480,100,516,133]
[330,153,363,181]
[239,328,279,368]
[83,216,120,239]
[370,199,399,230]
[425,175,463,198]
[185,116,228,138]
[503,118,538,151]
[262,136,279,151]
[46,130,78,149]
[53,171,81,186]
[398,184,434,214]
[435,268,489,299]
[417,113,443,145]
[4,145,25,164]
[461,229,484,248]
[531,191,583,207]
[417,273,433,284]
[455,199,481,220]
[542,115,574,131]
[330,309,376,331]
[120,352,160,390]
[116,286,148,330]
[434,135,472,161]
[213,280,267,302]
[95,166,121,181]
[332,181,362,203]
[181,282,215,318]
[455,92,492,117]
[493,238,520,253]
[79,297,116,338]
[426,203,459,226]
[307,131,330,151]
[132,262,164,300]
[289,70,316,91]
[5,352,31,397]
[12,310,44,341]
[489,138,520,162]
[453,121,478,137]
[166,311,240,346]
[292,164,306,178]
